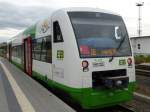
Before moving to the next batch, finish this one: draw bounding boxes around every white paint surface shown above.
[131,37,150,55]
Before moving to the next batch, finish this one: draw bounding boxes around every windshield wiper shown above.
[109,33,127,62]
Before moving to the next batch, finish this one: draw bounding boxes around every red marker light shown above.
[127,58,132,66]
[82,60,89,68]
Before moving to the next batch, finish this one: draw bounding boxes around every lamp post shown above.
[136,2,144,37]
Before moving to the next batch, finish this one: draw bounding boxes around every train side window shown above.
[53,21,64,43]
[32,41,35,59]
[32,36,52,63]
[45,36,52,63]
[41,36,52,63]
[32,38,42,61]
[12,46,18,58]
[17,45,22,58]
[12,46,15,57]
[41,38,47,62]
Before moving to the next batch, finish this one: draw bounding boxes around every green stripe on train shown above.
[23,24,36,38]
[32,70,136,109]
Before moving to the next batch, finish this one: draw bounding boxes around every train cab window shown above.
[68,12,132,58]
[53,21,64,43]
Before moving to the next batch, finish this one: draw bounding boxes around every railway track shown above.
[123,92,150,112]
[136,64,150,77]
[134,92,150,104]
[136,69,150,77]
[135,64,150,70]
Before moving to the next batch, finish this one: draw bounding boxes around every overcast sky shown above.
[0,0,150,42]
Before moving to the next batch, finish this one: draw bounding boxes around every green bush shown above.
[134,55,150,64]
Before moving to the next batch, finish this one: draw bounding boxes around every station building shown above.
[130,36,150,55]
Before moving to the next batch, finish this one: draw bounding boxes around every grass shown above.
[134,55,150,64]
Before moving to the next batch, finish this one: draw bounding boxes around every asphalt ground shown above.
[0,58,75,112]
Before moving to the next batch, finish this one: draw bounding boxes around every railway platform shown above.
[0,58,75,112]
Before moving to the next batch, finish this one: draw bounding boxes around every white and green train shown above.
[7,7,135,109]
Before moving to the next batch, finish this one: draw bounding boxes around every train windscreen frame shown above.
[68,11,132,58]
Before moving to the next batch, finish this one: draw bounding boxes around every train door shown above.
[23,37,32,76]
[52,20,64,82]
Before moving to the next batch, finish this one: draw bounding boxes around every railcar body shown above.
[8,7,135,109]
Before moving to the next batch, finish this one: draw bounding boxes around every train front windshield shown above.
[68,12,132,58]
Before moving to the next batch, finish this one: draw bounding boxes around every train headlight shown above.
[116,80,122,86]
[127,58,132,66]
[82,60,89,68]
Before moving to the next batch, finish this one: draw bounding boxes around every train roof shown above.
[10,7,120,42]
[53,7,120,16]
